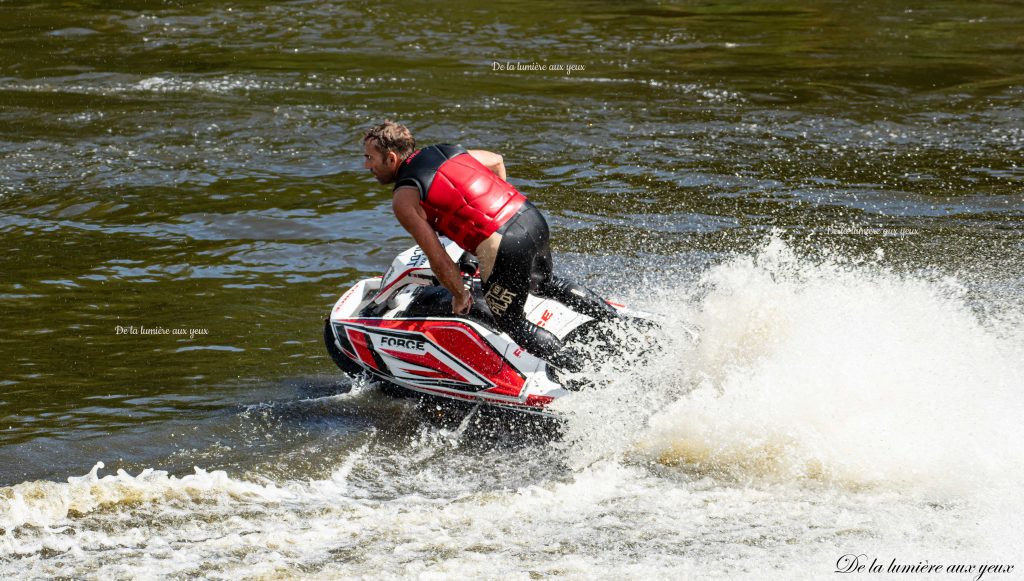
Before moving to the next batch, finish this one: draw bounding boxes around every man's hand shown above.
[452,288,473,315]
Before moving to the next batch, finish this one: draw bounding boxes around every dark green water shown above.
[1,1,1023,578]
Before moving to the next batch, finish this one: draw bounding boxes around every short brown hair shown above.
[362,120,416,160]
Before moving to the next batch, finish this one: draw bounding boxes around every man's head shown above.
[362,120,415,184]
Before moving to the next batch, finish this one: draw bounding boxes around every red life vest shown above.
[394,144,526,251]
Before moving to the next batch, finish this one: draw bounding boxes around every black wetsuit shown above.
[483,201,619,364]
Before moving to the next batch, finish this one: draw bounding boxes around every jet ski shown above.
[324,240,657,417]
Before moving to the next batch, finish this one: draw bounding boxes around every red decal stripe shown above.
[346,329,379,371]
[525,394,555,407]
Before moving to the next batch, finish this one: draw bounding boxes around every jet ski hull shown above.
[324,242,654,416]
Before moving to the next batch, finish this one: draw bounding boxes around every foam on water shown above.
[562,236,1024,492]
[2,236,1023,578]
[685,244,1016,485]
[0,73,414,98]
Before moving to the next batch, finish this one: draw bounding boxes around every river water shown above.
[2,1,1023,578]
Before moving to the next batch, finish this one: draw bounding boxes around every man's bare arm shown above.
[467,149,506,181]
[392,187,471,312]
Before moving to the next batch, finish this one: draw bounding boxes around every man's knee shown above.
[541,276,618,320]
[505,318,563,360]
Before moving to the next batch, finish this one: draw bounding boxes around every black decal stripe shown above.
[332,322,356,355]
[410,378,490,393]
[360,331,391,376]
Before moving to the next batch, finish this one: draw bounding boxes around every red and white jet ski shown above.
[324,241,654,416]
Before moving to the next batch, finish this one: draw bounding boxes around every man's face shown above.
[363,139,399,184]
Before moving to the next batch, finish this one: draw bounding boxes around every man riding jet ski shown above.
[323,122,659,415]
[360,120,619,369]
